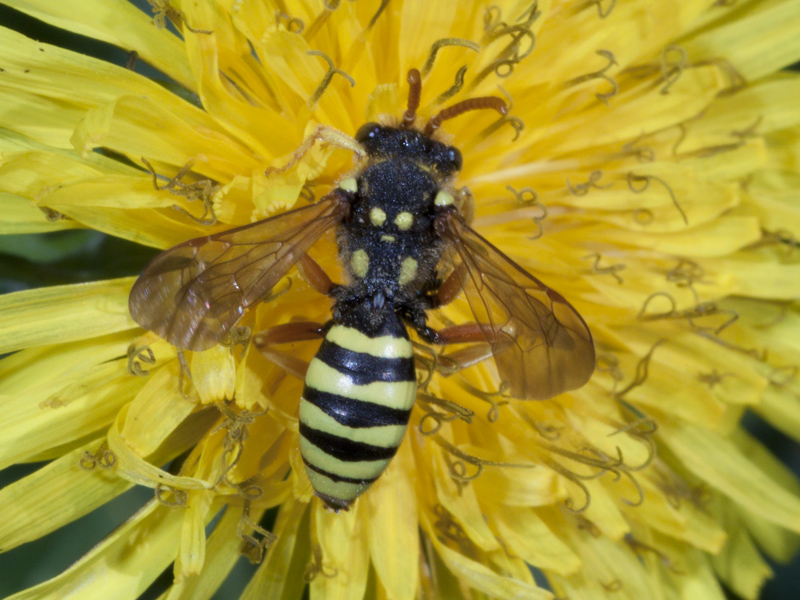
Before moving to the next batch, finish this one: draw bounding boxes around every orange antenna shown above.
[424,97,508,136]
[403,69,422,128]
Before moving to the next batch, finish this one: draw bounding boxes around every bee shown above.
[129,69,595,511]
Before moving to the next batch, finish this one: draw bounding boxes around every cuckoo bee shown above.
[129,69,595,511]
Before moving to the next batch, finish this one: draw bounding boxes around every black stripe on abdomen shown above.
[302,457,380,485]
[302,386,411,428]
[299,422,399,462]
[314,339,415,385]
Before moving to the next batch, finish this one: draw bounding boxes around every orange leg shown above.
[299,254,337,296]
[253,321,328,380]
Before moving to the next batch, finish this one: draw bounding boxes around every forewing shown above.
[129,196,347,351]
[441,214,595,400]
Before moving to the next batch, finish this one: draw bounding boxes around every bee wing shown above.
[440,213,595,400]
[129,195,348,351]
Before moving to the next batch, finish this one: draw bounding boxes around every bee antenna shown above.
[403,68,422,128]
[424,97,508,136]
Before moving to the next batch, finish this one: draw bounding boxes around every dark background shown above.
[0,1,798,599]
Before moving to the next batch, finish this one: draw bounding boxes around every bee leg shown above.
[265,125,366,177]
[416,322,493,346]
[299,254,339,296]
[253,321,329,380]
[412,322,494,374]
[432,263,467,308]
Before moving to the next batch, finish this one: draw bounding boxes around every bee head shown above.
[355,122,462,176]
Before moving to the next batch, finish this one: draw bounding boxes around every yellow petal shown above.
[0,359,139,469]
[240,501,310,600]
[681,0,800,80]
[0,192,82,233]
[190,344,237,404]
[6,500,183,600]
[162,504,244,600]
[0,439,129,552]
[122,363,196,456]
[1,0,195,88]
[0,277,136,353]
[488,504,581,576]
[709,499,772,600]
[422,510,552,600]
[71,95,257,180]
[660,421,800,533]
[310,500,369,600]
[366,442,419,600]
[108,404,212,492]
[175,491,216,580]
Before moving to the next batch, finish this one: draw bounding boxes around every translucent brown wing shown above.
[129,195,348,351]
[440,213,595,400]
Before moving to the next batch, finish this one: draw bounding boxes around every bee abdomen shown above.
[299,323,416,510]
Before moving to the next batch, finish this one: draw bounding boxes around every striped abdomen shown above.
[299,318,416,510]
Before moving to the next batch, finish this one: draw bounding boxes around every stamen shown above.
[238,501,276,564]
[221,325,252,359]
[475,4,540,85]
[583,253,626,284]
[39,207,69,221]
[305,545,338,581]
[154,483,188,508]
[79,444,116,471]
[147,0,212,34]
[127,343,156,376]
[142,157,220,226]
[421,38,480,77]
[176,348,193,398]
[275,10,305,33]
[595,353,625,394]
[365,0,391,31]
[456,379,510,423]
[626,171,688,225]
[565,170,612,196]
[475,86,525,141]
[434,65,468,105]
[126,50,138,71]
[213,401,269,489]
[591,0,617,18]
[613,340,664,400]
[299,181,317,203]
[306,50,356,107]
[626,536,683,574]
[621,133,656,163]
[417,392,474,435]
[433,505,476,553]
[506,185,546,239]
[565,49,618,106]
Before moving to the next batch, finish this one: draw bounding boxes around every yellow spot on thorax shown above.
[434,190,454,206]
[340,177,357,193]
[370,207,387,226]
[351,249,369,278]
[397,256,419,286]
[395,212,413,230]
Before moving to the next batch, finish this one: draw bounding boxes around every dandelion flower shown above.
[2,1,800,599]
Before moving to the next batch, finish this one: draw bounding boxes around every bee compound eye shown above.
[355,122,381,143]
[448,147,463,172]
